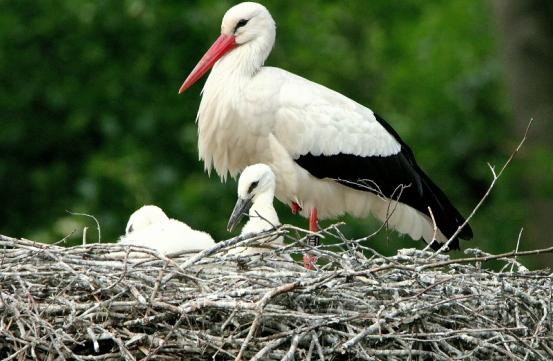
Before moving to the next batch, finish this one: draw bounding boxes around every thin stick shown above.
[235,282,298,361]
[66,210,102,244]
[434,118,533,255]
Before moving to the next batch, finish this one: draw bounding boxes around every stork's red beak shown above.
[178,34,236,94]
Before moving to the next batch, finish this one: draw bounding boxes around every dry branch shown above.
[1,229,552,361]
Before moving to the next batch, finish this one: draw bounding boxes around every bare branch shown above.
[434,118,533,254]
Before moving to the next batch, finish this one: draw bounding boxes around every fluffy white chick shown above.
[119,205,215,255]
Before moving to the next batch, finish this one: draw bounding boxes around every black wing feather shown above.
[295,113,472,249]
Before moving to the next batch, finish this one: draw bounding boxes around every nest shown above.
[1,228,552,361]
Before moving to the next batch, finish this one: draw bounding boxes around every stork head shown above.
[125,205,169,234]
[227,163,276,232]
[178,2,276,94]
[221,2,275,46]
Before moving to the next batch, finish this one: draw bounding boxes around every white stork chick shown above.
[119,205,215,255]
[226,164,284,256]
[178,2,473,264]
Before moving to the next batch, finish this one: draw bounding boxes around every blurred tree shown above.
[491,0,553,262]
[0,0,548,266]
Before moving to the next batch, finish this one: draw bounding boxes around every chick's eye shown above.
[248,181,259,194]
[234,19,249,32]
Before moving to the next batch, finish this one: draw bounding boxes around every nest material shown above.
[1,230,552,361]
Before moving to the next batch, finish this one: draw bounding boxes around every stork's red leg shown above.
[304,208,319,270]
[309,208,317,232]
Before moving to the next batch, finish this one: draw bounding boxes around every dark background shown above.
[1,0,551,266]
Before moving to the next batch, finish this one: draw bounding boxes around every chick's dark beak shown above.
[227,197,253,232]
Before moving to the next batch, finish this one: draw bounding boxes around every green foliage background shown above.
[0,1,547,265]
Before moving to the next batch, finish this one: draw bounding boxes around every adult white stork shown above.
[119,205,215,255]
[226,163,284,256]
[178,2,473,267]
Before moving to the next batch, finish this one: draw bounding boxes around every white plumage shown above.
[227,164,284,256]
[119,205,215,255]
[179,2,472,250]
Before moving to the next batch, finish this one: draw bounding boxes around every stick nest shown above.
[1,229,552,361]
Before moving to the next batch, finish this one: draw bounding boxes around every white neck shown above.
[242,191,280,235]
[206,31,274,90]
[196,33,275,179]
[231,190,283,255]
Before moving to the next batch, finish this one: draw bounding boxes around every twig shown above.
[236,282,298,361]
[511,228,524,272]
[66,210,102,244]
[434,118,533,254]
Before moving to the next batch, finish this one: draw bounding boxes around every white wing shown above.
[244,67,472,246]
[249,67,401,159]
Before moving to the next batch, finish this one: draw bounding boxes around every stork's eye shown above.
[248,181,259,194]
[234,19,249,32]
